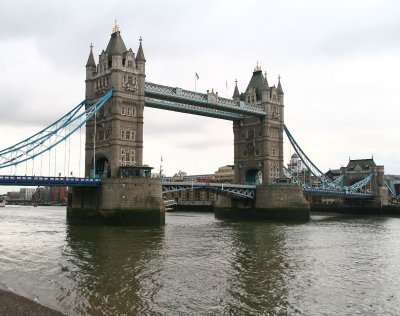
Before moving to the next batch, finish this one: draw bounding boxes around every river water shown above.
[0,205,399,315]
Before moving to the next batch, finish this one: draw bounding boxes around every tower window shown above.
[121,107,126,115]
[128,60,133,68]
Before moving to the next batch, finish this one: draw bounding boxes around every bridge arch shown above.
[245,169,262,186]
[95,156,111,178]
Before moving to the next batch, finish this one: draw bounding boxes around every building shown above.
[233,65,284,184]
[19,188,36,201]
[84,22,146,179]
[342,158,384,194]
[287,153,306,174]
[214,165,234,183]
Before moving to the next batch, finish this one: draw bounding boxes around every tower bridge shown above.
[0,25,389,223]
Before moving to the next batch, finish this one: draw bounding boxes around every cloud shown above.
[1,0,400,195]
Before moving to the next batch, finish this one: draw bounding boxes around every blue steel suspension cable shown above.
[0,99,86,155]
[284,125,373,192]
[0,89,113,169]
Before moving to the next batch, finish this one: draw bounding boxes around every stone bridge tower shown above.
[233,65,284,185]
[84,23,146,178]
[68,24,164,225]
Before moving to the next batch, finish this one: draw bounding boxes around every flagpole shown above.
[195,72,199,92]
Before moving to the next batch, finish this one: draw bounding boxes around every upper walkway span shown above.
[144,82,266,120]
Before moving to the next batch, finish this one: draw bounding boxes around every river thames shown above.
[0,205,399,315]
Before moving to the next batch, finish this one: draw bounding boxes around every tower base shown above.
[215,183,310,221]
[67,178,165,225]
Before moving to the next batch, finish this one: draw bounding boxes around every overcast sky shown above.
[0,0,399,193]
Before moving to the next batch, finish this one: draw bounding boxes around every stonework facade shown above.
[84,28,146,178]
[233,67,284,185]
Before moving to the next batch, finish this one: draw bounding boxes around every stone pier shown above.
[67,178,165,225]
[215,183,310,221]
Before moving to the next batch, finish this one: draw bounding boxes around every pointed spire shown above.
[263,71,270,91]
[86,43,96,67]
[233,79,240,99]
[277,75,284,95]
[254,61,262,72]
[136,36,146,62]
[105,26,127,57]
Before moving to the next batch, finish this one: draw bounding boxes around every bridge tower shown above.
[233,65,284,185]
[216,65,309,220]
[85,23,145,178]
[68,24,164,225]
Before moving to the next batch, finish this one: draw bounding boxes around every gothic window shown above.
[128,60,133,68]
[272,147,277,156]
[123,75,126,83]
[126,151,130,164]
[121,130,125,140]
[125,131,130,140]
[131,131,135,141]
[121,149,125,166]
[127,107,132,116]
[121,107,125,115]
[128,76,133,85]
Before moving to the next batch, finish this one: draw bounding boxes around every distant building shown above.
[287,153,306,174]
[19,188,36,201]
[164,165,236,205]
[325,169,341,181]
[214,165,234,183]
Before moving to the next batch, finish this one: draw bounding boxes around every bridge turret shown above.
[277,75,284,104]
[85,44,97,99]
[232,79,240,102]
[136,37,146,73]
[261,71,270,102]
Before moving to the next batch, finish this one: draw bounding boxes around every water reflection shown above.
[64,224,165,315]
[222,222,294,314]
[1,208,400,315]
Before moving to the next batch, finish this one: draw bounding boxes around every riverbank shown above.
[0,288,65,316]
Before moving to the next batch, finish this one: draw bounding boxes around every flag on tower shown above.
[195,72,199,80]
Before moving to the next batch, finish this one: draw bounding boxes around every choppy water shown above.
[0,205,400,315]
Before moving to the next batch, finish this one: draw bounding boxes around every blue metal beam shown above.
[0,175,101,187]
[162,181,256,199]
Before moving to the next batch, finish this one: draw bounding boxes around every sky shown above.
[0,0,399,194]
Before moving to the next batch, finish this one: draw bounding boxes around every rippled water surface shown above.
[1,205,400,315]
